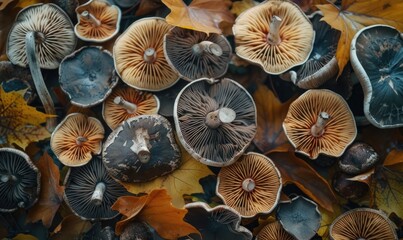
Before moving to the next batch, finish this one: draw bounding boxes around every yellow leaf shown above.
[12,234,38,240]
[8,125,50,149]
[383,149,403,169]
[317,205,341,238]
[231,0,257,16]
[162,0,234,34]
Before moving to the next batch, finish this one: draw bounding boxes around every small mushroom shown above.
[338,142,379,175]
[174,78,257,166]
[350,24,403,128]
[102,86,160,130]
[0,148,40,212]
[64,156,127,221]
[50,113,105,167]
[103,115,181,183]
[164,27,232,81]
[283,89,357,159]
[233,0,314,74]
[113,17,179,91]
[329,208,398,240]
[0,61,34,103]
[216,152,282,218]
[256,221,296,240]
[75,0,121,42]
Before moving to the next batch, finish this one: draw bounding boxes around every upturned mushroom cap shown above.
[102,87,160,130]
[64,156,127,221]
[216,152,282,218]
[113,17,179,91]
[0,148,40,212]
[51,113,105,167]
[256,221,296,240]
[283,89,357,159]
[75,0,121,42]
[329,208,398,240]
[350,24,403,128]
[233,0,314,74]
[164,27,232,81]
[103,115,181,183]
[174,78,257,167]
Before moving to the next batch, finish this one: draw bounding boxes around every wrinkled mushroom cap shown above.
[7,3,76,69]
[233,0,314,74]
[51,113,105,167]
[216,152,282,218]
[256,221,296,240]
[283,89,357,159]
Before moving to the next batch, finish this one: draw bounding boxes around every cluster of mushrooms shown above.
[1,0,401,239]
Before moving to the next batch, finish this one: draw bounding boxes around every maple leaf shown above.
[51,215,92,240]
[26,152,64,228]
[161,0,234,35]
[112,189,200,239]
[317,0,403,77]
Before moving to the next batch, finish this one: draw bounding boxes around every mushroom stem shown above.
[130,128,151,164]
[267,15,282,45]
[76,136,88,146]
[0,174,17,183]
[205,107,236,129]
[114,96,137,114]
[192,41,223,56]
[311,112,330,137]
[279,71,297,84]
[81,11,101,27]
[25,31,57,132]
[90,182,106,206]
[143,48,157,63]
[242,178,255,192]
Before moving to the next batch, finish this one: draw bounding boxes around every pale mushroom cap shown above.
[113,17,179,91]
[7,3,76,69]
[51,113,105,167]
[233,0,314,74]
[216,152,282,218]
[257,221,296,240]
[283,89,357,159]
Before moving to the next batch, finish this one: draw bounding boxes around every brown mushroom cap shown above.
[329,208,398,240]
[113,17,179,91]
[283,89,357,159]
[216,152,282,218]
[232,0,314,74]
[102,87,160,130]
[257,221,296,240]
[51,113,105,167]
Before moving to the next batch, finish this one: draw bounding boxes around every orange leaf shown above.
[383,149,403,168]
[162,0,234,34]
[51,215,92,240]
[112,195,148,234]
[26,152,64,228]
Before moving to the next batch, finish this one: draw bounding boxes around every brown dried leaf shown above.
[135,0,163,16]
[51,215,92,240]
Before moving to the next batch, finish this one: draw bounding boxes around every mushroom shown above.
[50,113,104,167]
[350,24,403,128]
[103,115,181,183]
[64,156,127,221]
[329,208,398,240]
[282,89,357,159]
[59,46,119,108]
[256,221,296,240]
[75,0,121,42]
[0,148,40,212]
[113,17,179,91]
[6,3,77,131]
[338,142,379,175]
[164,27,232,81]
[216,152,282,218]
[174,78,257,167]
[332,172,369,200]
[232,0,314,74]
[102,86,160,130]
[0,61,34,103]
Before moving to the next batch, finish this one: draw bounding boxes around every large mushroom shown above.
[6,3,77,131]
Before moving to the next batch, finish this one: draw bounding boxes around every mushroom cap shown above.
[164,27,232,81]
[329,208,398,240]
[338,142,379,175]
[0,148,40,212]
[216,152,282,218]
[102,86,160,130]
[256,221,296,240]
[75,0,121,43]
[350,24,403,128]
[0,61,34,103]
[283,89,357,159]
[50,113,105,167]
[113,17,179,91]
[232,0,314,74]
[59,46,119,108]
[6,3,76,69]
[103,114,181,183]
[64,156,127,221]
[174,78,257,167]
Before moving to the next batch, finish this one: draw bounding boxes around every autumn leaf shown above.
[161,0,234,34]
[317,205,341,238]
[51,215,92,240]
[12,234,38,240]
[383,149,403,168]
[317,0,403,77]
[231,0,257,16]
[26,152,64,228]
[135,0,163,16]
[112,189,200,239]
